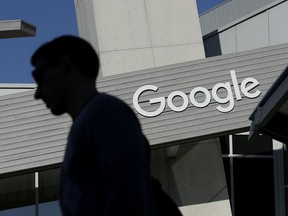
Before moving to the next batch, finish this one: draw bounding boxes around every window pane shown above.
[222,158,231,201]
[283,144,288,185]
[0,205,34,216]
[39,168,60,203]
[220,136,229,154]
[233,158,275,215]
[39,201,61,216]
[233,134,273,155]
[0,173,35,211]
[285,188,288,215]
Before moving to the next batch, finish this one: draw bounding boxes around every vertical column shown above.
[151,139,232,216]
[273,140,286,216]
[74,0,205,77]
[35,172,39,216]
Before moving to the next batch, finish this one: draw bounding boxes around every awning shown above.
[249,65,288,143]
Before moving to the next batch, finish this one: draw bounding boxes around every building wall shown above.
[151,139,231,215]
[2,42,288,214]
[204,0,288,57]
[0,84,35,96]
[199,0,283,36]
[96,43,288,146]
[74,0,205,77]
[73,0,99,56]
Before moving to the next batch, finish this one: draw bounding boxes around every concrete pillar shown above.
[151,139,232,216]
[74,0,205,77]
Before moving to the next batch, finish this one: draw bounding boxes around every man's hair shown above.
[31,35,100,80]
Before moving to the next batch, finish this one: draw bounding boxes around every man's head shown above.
[31,35,99,116]
[32,35,100,80]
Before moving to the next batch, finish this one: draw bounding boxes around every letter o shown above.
[167,91,189,112]
[190,87,211,108]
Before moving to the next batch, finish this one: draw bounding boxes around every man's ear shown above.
[62,53,72,66]
[61,53,76,74]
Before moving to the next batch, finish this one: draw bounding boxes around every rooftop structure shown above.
[0,20,36,39]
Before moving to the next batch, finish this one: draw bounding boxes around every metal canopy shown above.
[0,20,36,39]
[249,65,288,143]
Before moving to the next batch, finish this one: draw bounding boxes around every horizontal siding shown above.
[199,0,283,36]
[0,91,69,174]
[1,43,288,175]
[97,43,288,147]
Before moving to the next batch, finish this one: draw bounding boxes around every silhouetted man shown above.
[31,35,182,216]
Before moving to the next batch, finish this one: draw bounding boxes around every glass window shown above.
[0,173,35,211]
[220,136,229,155]
[233,158,275,215]
[39,168,60,203]
[233,134,273,155]
[39,200,61,216]
[0,205,34,216]
[283,144,288,186]
[38,168,61,215]
[221,134,276,215]
[0,168,62,216]
[285,189,288,215]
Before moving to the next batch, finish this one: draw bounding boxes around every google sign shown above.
[133,70,261,117]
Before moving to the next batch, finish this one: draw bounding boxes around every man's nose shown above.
[34,87,42,99]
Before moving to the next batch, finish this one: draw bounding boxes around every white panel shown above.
[269,1,288,46]
[0,89,33,96]
[219,27,236,55]
[171,141,227,199]
[236,13,269,52]
[151,139,232,215]
[146,0,203,46]
[199,0,281,36]
[93,0,151,51]
[179,200,232,216]
[100,49,155,76]
[153,43,205,67]
[89,0,204,76]
[0,84,35,97]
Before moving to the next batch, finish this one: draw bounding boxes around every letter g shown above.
[133,85,165,117]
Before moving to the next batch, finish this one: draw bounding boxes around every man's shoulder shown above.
[82,92,135,119]
[74,92,142,132]
[72,93,127,130]
[91,92,128,108]
[94,92,122,102]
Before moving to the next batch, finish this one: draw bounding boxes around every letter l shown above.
[230,70,241,100]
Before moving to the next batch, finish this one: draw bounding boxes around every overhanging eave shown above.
[0,20,36,39]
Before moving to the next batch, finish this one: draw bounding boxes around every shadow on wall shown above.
[203,30,222,57]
